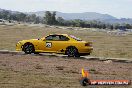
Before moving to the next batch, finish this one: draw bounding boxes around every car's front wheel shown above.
[23,43,35,54]
[66,46,80,57]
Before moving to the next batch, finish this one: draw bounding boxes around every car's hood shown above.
[23,39,39,41]
[18,39,40,43]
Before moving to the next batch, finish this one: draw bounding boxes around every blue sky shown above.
[0,0,132,18]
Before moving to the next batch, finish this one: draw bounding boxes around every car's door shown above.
[44,35,70,53]
[44,35,58,52]
[36,39,47,52]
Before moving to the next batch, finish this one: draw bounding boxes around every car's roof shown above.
[49,34,69,36]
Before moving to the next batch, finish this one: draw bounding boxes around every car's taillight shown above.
[85,43,92,46]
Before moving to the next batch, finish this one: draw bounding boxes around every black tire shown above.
[80,77,90,86]
[34,52,40,54]
[66,46,80,57]
[23,43,35,54]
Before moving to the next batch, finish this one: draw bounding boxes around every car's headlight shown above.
[17,42,21,44]
[16,42,22,46]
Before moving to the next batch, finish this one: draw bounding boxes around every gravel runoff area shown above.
[0,53,131,88]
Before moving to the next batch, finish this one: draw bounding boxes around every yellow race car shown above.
[16,34,93,57]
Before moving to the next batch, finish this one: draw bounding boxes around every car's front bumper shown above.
[16,43,23,51]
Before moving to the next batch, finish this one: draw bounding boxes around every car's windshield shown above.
[70,35,82,41]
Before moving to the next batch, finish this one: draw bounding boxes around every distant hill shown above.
[1,8,132,24]
[0,8,5,11]
[27,11,132,24]
[0,8,21,14]
[28,11,117,20]
[104,18,132,24]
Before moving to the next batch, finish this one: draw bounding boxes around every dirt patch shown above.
[0,53,131,88]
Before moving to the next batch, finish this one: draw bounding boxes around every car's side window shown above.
[52,35,60,40]
[59,35,69,41]
[45,35,69,41]
[45,35,60,41]
[45,35,53,40]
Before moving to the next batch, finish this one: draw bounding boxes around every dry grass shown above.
[0,24,132,58]
[0,53,131,88]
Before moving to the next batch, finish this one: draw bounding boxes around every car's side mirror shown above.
[43,38,46,41]
[40,38,46,41]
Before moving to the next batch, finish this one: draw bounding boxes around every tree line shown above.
[44,11,132,30]
[0,10,132,29]
[0,10,43,23]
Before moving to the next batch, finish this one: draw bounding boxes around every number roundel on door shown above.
[46,42,52,48]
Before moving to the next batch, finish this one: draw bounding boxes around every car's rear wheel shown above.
[23,43,35,54]
[66,46,80,57]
